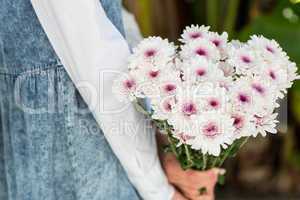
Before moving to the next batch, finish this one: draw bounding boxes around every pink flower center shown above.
[266,46,274,53]
[252,83,265,95]
[190,32,202,39]
[196,48,207,56]
[163,100,172,112]
[202,122,218,137]
[255,115,264,126]
[212,39,221,47]
[238,93,251,104]
[208,98,220,109]
[196,68,206,76]
[145,49,156,57]
[149,70,160,78]
[123,79,136,90]
[269,70,276,80]
[182,102,197,116]
[241,56,251,64]
[164,84,176,93]
[233,115,244,129]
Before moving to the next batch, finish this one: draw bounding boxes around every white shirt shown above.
[30,0,174,199]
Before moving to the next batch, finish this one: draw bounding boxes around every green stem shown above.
[218,146,233,167]
[212,157,219,168]
[218,137,249,167]
[202,154,207,170]
[167,132,179,158]
[240,137,250,148]
[184,144,193,167]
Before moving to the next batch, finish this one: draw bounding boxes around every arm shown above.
[30,0,174,199]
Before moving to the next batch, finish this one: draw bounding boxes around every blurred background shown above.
[122,0,300,199]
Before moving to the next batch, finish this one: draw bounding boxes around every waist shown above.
[0,59,62,76]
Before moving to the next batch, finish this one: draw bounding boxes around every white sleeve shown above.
[30,0,174,199]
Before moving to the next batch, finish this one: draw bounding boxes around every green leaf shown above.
[290,0,300,4]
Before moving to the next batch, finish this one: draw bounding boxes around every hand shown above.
[162,153,221,200]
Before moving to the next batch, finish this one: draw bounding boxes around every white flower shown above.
[228,40,244,49]
[246,36,299,94]
[248,76,279,111]
[231,77,278,116]
[218,75,234,91]
[230,78,255,112]
[140,69,181,117]
[179,25,210,43]
[130,36,176,65]
[181,57,224,84]
[248,35,287,60]
[112,73,138,102]
[180,38,221,62]
[168,85,201,133]
[158,68,182,97]
[231,111,256,139]
[287,61,300,87]
[132,63,182,98]
[151,96,176,120]
[254,113,279,137]
[207,32,228,59]
[218,61,235,77]
[258,60,289,93]
[158,80,180,98]
[196,83,231,113]
[188,113,235,156]
[228,45,258,75]
[130,67,161,98]
[128,60,153,71]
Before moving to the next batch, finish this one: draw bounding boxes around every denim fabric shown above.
[0,0,140,200]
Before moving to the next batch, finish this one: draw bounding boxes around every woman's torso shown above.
[0,1,140,200]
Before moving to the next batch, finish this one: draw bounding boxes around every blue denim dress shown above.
[0,0,140,199]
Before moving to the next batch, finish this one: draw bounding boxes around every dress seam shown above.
[0,60,63,76]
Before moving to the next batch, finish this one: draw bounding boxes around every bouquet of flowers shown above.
[113,25,299,190]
